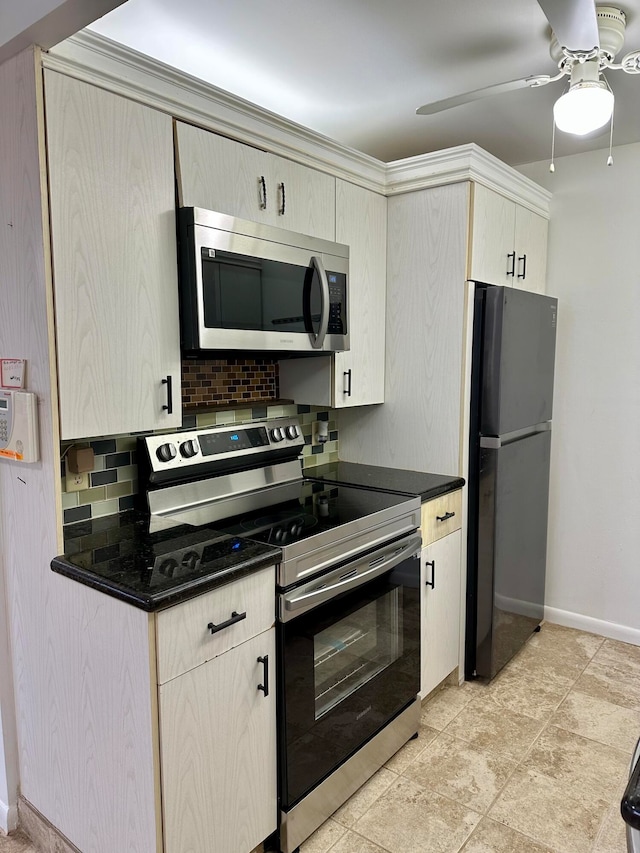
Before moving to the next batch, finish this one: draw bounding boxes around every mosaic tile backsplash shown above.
[181,358,278,407]
[61,404,339,525]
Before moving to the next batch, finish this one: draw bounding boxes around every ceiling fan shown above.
[416,1,640,137]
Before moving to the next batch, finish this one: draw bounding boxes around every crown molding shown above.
[43,31,550,216]
[386,144,551,217]
[44,30,388,194]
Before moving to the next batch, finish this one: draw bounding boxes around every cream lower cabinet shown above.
[278,180,387,407]
[175,121,336,240]
[158,629,276,853]
[469,183,548,294]
[156,566,277,853]
[420,492,463,698]
[45,70,182,439]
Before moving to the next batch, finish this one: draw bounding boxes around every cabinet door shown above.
[271,155,336,240]
[159,629,277,853]
[175,122,335,239]
[421,530,462,698]
[513,206,548,294]
[175,121,273,224]
[278,181,386,407]
[469,183,516,286]
[46,71,181,439]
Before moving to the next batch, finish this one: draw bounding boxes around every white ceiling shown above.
[86,0,640,166]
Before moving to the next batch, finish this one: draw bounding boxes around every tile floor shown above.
[299,623,636,853]
[0,623,636,853]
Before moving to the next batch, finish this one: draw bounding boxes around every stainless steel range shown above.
[138,417,422,853]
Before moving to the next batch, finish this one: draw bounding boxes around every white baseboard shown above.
[544,606,640,646]
[0,799,18,834]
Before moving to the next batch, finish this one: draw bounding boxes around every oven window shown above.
[314,590,402,720]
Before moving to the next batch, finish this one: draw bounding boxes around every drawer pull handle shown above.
[207,610,246,635]
[436,511,455,522]
[425,559,435,589]
[257,654,269,697]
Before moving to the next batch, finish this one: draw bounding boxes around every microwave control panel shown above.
[327,271,347,335]
[0,390,40,463]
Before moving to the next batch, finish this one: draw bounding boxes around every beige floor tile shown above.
[384,724,439,773]
[354,775,481,853]
[593,804,629,853]
[328,830,389,853]
[332,767,398,828]
[532,623,605,662]
[574,657,640,711]
[600,638,640,667]
[523,725,630,803]
[507,643,588,685]
[299,818,347,853]
[402,731,517,814]
[443,693,545,761]
[16,802,50,853]
[479,667,571,722]
[0,831,39,853]
[460,817,557,852]
[421,684,477,730]
[551,689,640,754]
[488,767,609,853]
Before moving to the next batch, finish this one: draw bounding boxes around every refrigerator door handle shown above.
[480,422,551,449]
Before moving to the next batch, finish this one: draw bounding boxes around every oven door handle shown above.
[281,533,422,620]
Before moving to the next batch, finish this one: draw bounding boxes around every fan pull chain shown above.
[549,117,556,173]
[607,101,615,167]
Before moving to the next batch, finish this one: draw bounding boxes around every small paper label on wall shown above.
[1,359,25,389]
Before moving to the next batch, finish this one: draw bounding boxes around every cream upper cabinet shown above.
[513,205,549,294]
[45,70,182,439]
[175,121,335,240]
[278,180,387,408]
[469,183,548,293]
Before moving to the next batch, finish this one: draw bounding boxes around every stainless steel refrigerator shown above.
[465,284,558,681]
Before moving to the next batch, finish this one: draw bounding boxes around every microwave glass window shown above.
[201,250,313,333]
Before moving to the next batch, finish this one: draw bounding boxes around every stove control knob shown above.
[285,425,299,440]
[181,551,200,571]
[180,439,199,459]
[158,558,178,578]
[156,442,177,463]
[270,427,284,443]
[274,527,283,542]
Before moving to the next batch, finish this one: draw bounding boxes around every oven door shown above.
[277,533,421,810]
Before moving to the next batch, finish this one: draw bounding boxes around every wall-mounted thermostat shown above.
[0,390,39,463]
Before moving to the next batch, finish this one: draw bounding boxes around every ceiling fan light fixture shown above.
[553,81,614,134]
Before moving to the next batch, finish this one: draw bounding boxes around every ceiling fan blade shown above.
[416,76,553,116]
[536,0,600,52]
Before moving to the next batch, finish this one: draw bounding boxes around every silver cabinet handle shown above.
[343,369,352,396]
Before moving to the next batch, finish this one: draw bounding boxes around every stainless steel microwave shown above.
[178,208,349,354]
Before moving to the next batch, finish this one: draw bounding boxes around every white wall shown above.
[0,0,124,65]
[0,523,19,833]
[519,143,640,642]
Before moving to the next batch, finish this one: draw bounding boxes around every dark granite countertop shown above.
[304,462,464,502]
[51,511,281,612]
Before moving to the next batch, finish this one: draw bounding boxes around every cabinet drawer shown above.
[421,490,462,545]
[156,566,275,683]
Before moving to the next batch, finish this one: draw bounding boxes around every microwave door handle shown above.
[309,255,330,349]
